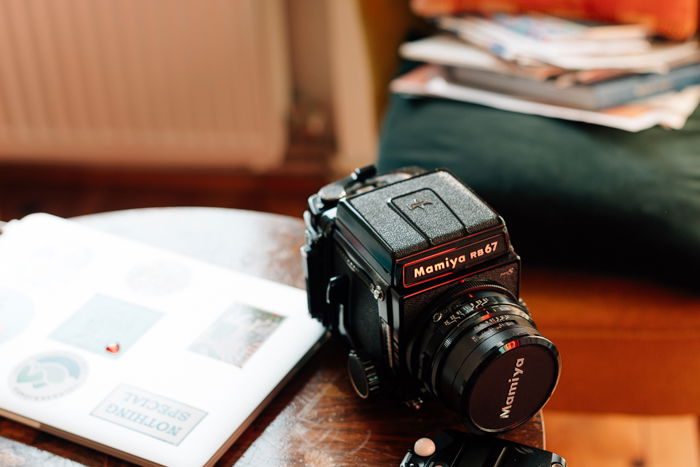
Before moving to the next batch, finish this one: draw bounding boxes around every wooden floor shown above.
[545,411,700,467]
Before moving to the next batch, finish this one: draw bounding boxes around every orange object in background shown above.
[411,0,699,40]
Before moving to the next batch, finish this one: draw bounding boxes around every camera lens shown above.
[409,282,560,433]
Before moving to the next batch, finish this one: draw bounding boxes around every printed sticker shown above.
[91,384,207,445]
[51,294,162,358]
[189,304,284,367]
[10,351,88,401]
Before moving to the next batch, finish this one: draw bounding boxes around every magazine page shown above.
[0,213,325,467]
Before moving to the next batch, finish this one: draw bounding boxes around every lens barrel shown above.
[410,283,560,433]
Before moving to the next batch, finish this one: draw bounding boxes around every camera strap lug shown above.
[371,284,384,301]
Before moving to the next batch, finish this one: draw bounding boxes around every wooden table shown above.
[0,207,543,466]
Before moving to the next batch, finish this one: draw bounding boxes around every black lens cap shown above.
[464,337,560,432]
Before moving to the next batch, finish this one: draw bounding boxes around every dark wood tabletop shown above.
[0,207,543,466]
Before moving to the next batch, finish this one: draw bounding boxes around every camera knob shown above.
[347,351,380,399]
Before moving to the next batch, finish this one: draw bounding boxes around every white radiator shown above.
[0,0,290,170]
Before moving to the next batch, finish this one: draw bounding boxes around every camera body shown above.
[302,166,559,433]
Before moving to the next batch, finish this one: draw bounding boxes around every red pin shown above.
[106,343,120,354]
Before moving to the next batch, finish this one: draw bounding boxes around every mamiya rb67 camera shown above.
[302,166,560,433]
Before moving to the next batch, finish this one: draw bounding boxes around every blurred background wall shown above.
[0,0,379,219]
[0,0,291,169]
[0,0,377,171]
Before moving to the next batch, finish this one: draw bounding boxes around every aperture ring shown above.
[415,287,532,389]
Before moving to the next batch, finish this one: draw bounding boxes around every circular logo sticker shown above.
[0,287,34,344]
[10,352,88,401]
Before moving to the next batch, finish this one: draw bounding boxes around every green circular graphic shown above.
[0,287,34,344]
[10,351,88,401]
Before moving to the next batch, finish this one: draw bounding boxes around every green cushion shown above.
[377,93,700,287]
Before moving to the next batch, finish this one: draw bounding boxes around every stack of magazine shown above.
[393,13,700,131]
